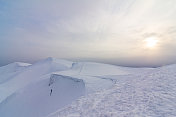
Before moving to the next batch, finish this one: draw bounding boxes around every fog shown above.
[0,0,176,67]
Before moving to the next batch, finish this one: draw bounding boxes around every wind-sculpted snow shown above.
[0,58,73,102]
[0,74,85,117]
[49,74,84,86]
[71,62,128,76]
[35,57,73,71]
[0,62,31,75]
[54,62,134,94]
[1,57,175,117]
[0,62,31,84]
[48,65,176,117]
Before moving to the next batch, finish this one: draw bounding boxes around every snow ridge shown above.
[49,74,84,86]
[48,65,176,117]
[1,58,176,117]
[0,62,31,74]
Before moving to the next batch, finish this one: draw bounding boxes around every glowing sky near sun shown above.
[0,0,176,67]
[144,37,159,48]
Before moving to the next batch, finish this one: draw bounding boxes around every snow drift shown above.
[1,57,170,117]
[0,57,73,102]
[0,62,31,84]
[0,62,31,75]
[0,74,85,117]
[47,64,176,117]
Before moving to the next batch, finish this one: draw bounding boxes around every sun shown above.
[144,37,158,48]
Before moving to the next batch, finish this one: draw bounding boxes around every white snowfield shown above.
[0,57,175,117]
[0,62,31,84]
[48,65,176,117]
[0,74,85,117]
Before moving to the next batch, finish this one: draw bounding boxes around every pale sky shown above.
[0,0,176,67]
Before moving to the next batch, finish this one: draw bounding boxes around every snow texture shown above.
[48,65,176,117]
[0,74,85,117]
[0,57,176,117]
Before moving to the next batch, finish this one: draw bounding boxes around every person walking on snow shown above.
[50,89,52,96]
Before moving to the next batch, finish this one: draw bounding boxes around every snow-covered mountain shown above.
[48,64,176,117]
[0,57,175,117]
[0,62,31,75]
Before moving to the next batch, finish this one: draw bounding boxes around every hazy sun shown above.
[145,37,158,48]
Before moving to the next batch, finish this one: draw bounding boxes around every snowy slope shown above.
[0,74,85,117]
[0,62,31,84]
[54,62,153,94]
[0,62,31,75]
[0,57,166,117]
[0,57,73,103]
[0,57,132,117]
[58,62,129,76]
[47,64,176,117]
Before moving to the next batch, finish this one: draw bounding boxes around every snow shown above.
[0,58,73,103]
[59,62,128,76]
[0,62,31,75]
[47,64,176,117]
[0,57,176,117]
[36,57,73,70]
[53,62,131,93]
[0,74,85,117]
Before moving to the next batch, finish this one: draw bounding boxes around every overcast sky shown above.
[0,0,176,67]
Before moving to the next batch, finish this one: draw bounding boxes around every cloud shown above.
[0,0,176,66]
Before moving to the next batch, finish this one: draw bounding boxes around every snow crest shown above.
[0,74,85,117]
[48,65,176,117]
[1,58,176,117]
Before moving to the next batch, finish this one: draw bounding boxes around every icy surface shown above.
[0,62,31,84]
[0,62,31,75]
[0,74,85,117]
[48,65,176,117]
[0,58,175,117]
[0,58,73,102]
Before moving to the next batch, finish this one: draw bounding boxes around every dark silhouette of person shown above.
[50,89,52,96]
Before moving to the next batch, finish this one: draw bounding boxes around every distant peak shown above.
[2,62,31,68]
[34,57,73,67]
[41,57,62,63]
[35,57,56,64]
[13,62,31,67]
[45,57,54,62]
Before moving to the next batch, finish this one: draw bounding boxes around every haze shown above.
[0,0,176,67]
